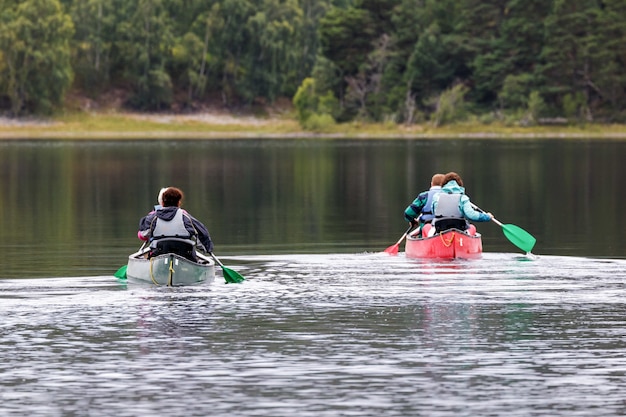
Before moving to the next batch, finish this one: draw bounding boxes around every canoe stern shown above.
[126,253,215,286]
[405,229,482,260]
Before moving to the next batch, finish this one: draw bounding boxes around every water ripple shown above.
[1,253,626,416]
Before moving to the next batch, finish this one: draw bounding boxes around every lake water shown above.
[0,138,625,416]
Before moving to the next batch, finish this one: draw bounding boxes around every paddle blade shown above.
[384,243,400,255]
[502,224,536,253]
[383,227,412,255]
[114,265,127,279]
[221,266,245,284]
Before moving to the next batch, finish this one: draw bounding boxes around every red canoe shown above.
[405,228,483,259]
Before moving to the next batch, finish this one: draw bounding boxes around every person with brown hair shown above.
[430,172,492,234]
[138,187,213,261]
[404,173,445,237]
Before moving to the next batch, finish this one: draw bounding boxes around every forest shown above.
[1,0,625,128]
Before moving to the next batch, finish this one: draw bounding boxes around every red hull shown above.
[405,228,482,259]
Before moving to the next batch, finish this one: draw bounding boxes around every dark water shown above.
[0,138,624,278]
[0,138,625,416]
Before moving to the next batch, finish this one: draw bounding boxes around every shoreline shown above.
[4,132,626,140]
[2,112,626,140]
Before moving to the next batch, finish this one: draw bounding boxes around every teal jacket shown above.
[404,185,441,223]
[432,180,491,222]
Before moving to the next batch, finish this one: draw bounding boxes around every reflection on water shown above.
[0,139,624,281]
[1,252,626,416]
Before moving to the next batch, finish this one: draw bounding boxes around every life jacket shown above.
[420,188,440,222]
[150,208,197,248]
[433,193,468,231]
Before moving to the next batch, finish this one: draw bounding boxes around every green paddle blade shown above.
[502,224,536,253]
[221,266,245,284]
[205,252,245,283]
[114,265,128,279]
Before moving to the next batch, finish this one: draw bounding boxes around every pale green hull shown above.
[126,252,215,286]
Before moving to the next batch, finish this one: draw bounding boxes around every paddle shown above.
[473,204,536,253]
[384,224,414,255]
[114,265,127,279]
[198,252,245,284]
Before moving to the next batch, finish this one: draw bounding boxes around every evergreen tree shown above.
[0,0,74,115]
[537,0,603,119]
[471,0,549,108]
[588,0,626,118]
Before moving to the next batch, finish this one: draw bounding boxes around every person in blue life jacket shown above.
[404,173,445,237]
[138,187,213,261]
[428,172,493,235]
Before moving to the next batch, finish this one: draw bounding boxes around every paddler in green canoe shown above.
[138,187,213,262]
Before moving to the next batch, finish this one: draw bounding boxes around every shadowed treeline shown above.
[1,0,626,129]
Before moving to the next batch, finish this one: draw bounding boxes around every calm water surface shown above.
[0,139,625,416]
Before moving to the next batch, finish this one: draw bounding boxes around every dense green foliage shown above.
[0,0,74,115]
[1,0,625,125]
